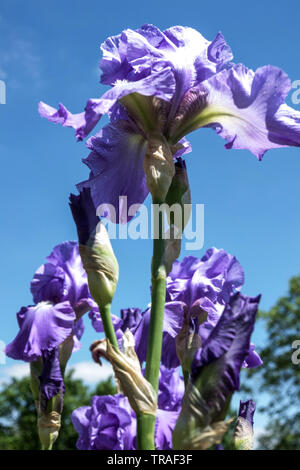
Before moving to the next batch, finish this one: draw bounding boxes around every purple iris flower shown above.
[39,25,231,141]
[8,240,97,362]
[6,241,96,408]
[91,247,261,369]
[191,293,260,412]
[31,241,91,309]
[72,366,184,450]
[39,25,300,221]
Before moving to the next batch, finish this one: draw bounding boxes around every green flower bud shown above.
[79,222,119,310]
[143,132,175,202]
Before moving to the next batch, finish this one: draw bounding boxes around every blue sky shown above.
[1,0,300,441]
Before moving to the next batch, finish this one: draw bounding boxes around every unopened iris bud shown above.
[37,348,65,450]
[233,399,256,450]
[165,157,191,233]
[172,382,233,450]
[143,132,175,202]
[70,189,119,310]
[175,304,206,382]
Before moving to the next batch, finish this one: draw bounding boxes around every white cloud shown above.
[67,361,114,385]
[0,360,113,388]
[0,363,29,385]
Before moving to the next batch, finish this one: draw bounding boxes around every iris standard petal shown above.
[99,24,232,113]
[45,241,90,306]
[31,262,66,305]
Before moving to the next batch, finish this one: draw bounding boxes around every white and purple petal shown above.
[171,63,300,159]
[77,122,149,223]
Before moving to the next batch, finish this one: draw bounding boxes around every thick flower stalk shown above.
[69,188,119,350]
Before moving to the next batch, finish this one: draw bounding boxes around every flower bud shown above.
[165,157,191,233]
[172,382,233,450]
[143,132,175,202]
[70,189,119,309]
[38,411,61,450]
[175,303,207,379]
[233,399,256,450]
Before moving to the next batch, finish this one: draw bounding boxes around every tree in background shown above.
[246,275,300,450]
[0,369,116,450]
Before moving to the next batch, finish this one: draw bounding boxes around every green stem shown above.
[137,415,156,450]
[99,303,119,350]
[137,198,167,449]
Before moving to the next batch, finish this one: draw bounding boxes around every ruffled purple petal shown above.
[31,262,66,305]
[167,248,244,306]
[45,241,89,307]
[100,25,232,113]
[175,63,300,159]
[72,394,136,450]
[155,409,180,450]
[6,301,76,362]
[158,365,184,411]
[191,293,260,409]
[77,122,149,223]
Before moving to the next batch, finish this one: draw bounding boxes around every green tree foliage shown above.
[246,275,300,450]
[0,369,116,450]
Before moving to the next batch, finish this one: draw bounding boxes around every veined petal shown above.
[191,293,260,413]
[77,122,149,223]
[99,24,232,112]
[170,64,300,159]
[38,100,102,142]
[39,67,175,141]
[155,409,180,450]
[45,241,90,306]
[5,301,76,362]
